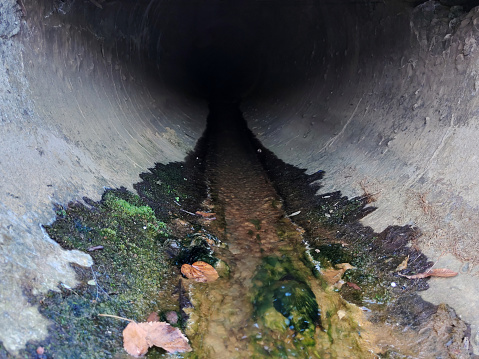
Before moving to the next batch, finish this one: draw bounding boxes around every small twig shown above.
[60,283,83,298]
[286,210,301,218]
[98,314,134,322]
[429,250,448,270]
[88,245,104,252]
[180,209,196,216]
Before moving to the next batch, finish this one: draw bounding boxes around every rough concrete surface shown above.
[244,1,479,353]
[0,0,205,354]
[2,0,479,355]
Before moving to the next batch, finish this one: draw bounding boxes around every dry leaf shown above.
[123,322,149,357]
[141,322,192,353]
[336,263,355,271]
[322,263,355,286]
[346,282,361,290]
[123,321,191,357]
[395,255,409,272]
[195,211,216,218]
[181,261,219,282]
[399,268,458,279]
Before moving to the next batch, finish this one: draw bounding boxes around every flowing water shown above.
[183,101,380,358]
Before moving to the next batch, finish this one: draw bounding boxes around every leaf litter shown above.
[99,314,192,357]
[399,268,458,279]
[321,263,355,286]
[181,261,219,282]
[123,321,192,356]
[394,255,409,272]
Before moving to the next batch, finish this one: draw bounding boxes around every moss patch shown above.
[35,189,177,357]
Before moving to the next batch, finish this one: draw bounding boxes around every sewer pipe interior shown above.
[3,0,479,354]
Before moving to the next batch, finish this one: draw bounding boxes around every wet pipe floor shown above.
[184,102,384,358]
[35,101,474,358]
[182,101,474,358]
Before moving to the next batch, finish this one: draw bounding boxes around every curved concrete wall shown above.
[2,0,479,353]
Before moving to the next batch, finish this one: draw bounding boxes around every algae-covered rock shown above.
[273,279,319,333]
[214,259,230,278]
[252,256,320,335]
[263,307,290,332]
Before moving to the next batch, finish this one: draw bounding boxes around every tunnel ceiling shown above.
[52,0,420,102]
[32,0,479,104]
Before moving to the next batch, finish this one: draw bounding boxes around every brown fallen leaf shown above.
[181,261,219,283]
[123,322,149,358]
[123,321,191,357]
[322,263,355,286]
[399,268,458,279]
[195,211,216,218]
[141,321,192,353]
[346,282,361,290]
[394,255,409,272]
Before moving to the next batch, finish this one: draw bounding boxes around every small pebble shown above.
[166,311,178,325]
[36,347,47,359]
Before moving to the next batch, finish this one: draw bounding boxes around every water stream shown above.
[183,101,379,358]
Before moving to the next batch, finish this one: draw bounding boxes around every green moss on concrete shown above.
[39,189,177,358]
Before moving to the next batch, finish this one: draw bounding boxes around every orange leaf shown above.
[394,255,409,272]
[139,322,192,353]
[123,321,192,356]
[321,263,355,286]
[123,322,149,358]
[399,268,458,279]
[346,282,361,290]
[181,261,219,283]
[195,211,216,218]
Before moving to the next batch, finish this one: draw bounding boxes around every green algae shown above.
[272,279,319,333]
[309,243,354,268]
[251,256,320,351]
[38,189,180,358]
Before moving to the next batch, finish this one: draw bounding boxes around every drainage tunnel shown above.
[2,0,479,356]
